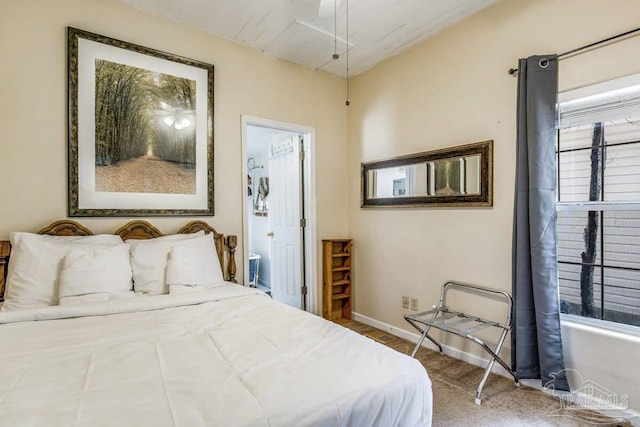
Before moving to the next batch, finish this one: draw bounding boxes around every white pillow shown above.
[127,231,204,295]
[125,231,204,247]
[10,232,122,246]
[169,284,206,295]
[59,293,110,306]
[58,245,133,302]
[165,233,225,287]
[2,233,124,311]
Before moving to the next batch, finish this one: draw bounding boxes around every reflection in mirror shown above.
[367,163,426,198]
[361,140,492,207]
[367,155,481,199]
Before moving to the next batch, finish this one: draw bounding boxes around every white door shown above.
[269,136,303,309]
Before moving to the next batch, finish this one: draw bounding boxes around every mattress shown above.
[0,284,432,426]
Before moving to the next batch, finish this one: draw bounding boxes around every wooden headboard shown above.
[0,219,237,301]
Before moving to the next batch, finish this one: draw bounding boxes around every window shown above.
[557,74,640,328]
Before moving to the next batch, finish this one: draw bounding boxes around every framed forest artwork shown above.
[67,27,214,216]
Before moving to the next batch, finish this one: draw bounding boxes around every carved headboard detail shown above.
[0,220,238,301]
[0,241,10,303]
[114,220,163,240]
[38,220,94,236]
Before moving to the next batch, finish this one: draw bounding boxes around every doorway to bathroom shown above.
[241,116,317,313]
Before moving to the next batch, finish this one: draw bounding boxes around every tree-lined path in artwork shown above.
[95,155,196,194]
[94,59,197,194]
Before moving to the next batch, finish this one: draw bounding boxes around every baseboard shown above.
[351,311,513,379]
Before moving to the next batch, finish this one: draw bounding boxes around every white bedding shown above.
[0,284,432,426]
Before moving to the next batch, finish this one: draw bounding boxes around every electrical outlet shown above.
[410,297,418,311]
[402,296,409,309]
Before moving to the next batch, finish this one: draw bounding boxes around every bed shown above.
[0,220,432,426]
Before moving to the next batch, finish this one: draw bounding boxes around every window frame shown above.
[561,313,640,339]
[556,73,640,333]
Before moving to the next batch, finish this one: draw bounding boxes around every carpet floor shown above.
[341,320,636,427]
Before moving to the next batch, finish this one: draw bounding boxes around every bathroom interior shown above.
[246,125,300,298]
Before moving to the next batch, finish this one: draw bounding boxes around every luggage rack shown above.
[404,281,519,404]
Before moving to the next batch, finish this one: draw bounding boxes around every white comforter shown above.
[0,284,432,426]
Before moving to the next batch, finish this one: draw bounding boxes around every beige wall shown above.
[0,0,349,305]
[348,0,640,410]
[2,0,640,411]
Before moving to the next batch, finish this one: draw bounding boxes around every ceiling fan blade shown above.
[318,0,342,18]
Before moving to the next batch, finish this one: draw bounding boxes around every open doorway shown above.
[241,116,317,313]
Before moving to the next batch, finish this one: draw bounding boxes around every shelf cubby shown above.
[323,239,352,322]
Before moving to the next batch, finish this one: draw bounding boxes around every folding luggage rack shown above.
[404,281,519,404]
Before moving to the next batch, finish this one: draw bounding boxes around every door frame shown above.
[241,115,318,314]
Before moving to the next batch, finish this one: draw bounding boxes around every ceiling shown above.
[121,0,499,77]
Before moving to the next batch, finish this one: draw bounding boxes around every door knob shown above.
[267,231,274,237]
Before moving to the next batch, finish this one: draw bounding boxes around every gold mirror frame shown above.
[361,140,493,208]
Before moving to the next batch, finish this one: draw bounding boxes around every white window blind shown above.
[558,72,640,129]
[559,84,640,128]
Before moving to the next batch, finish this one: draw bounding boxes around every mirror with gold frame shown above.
[361,140,493,208]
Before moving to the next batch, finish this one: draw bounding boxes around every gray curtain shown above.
[512,55,569,391]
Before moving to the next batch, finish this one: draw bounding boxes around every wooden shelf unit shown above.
[322,239,352,321]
